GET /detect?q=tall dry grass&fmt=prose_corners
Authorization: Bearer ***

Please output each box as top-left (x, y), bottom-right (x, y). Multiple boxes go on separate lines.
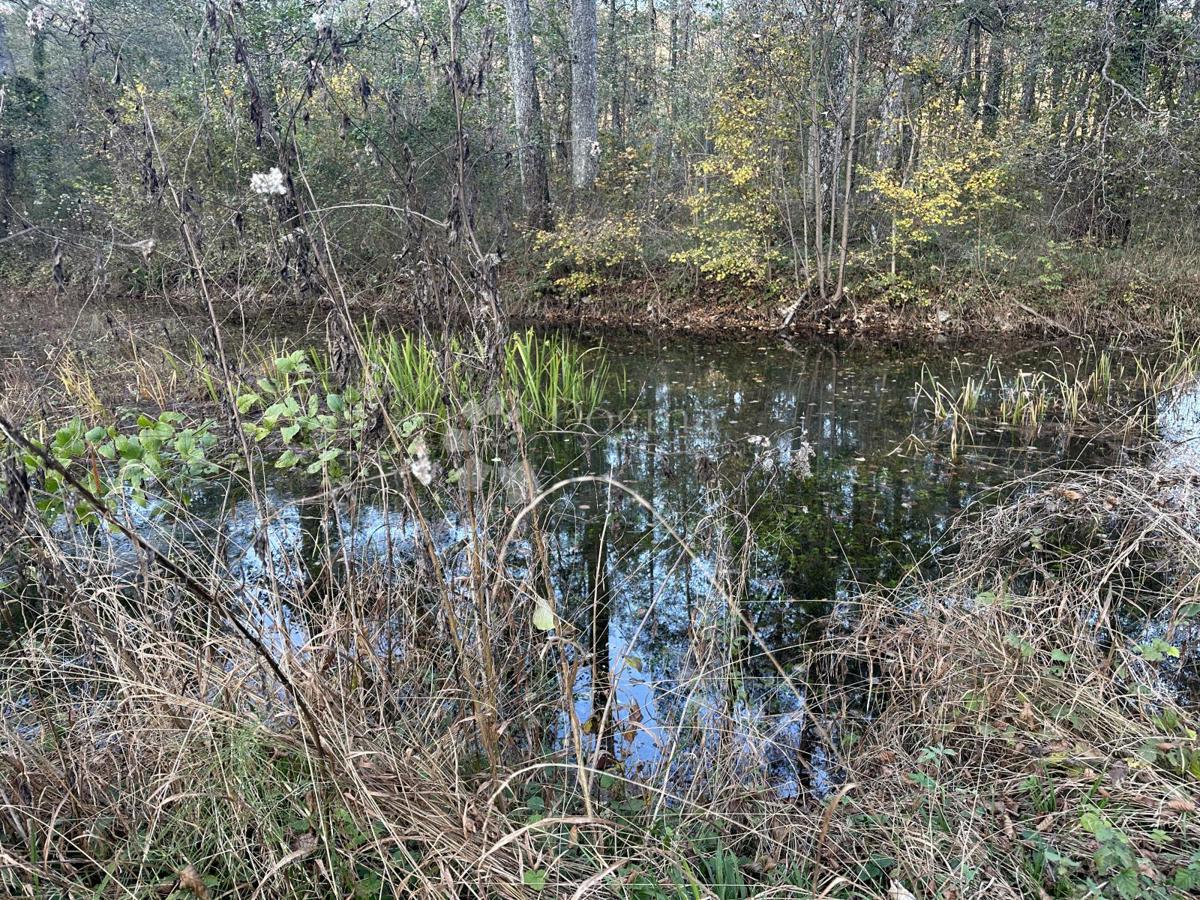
top-left (2, 324), bottom-right (1200, 897)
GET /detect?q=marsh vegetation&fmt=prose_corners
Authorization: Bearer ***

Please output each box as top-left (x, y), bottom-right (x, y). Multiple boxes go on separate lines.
top-left (2, 314), bottom-right (1200, 899)
top-left (2, 1), bottom-right (1200, 898)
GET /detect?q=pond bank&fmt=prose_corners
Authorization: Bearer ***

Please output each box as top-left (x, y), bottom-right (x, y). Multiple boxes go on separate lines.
top-left (5, 260), bottom-right (1200, 367)
top-left (522, 271), bottom-right (1200, 342)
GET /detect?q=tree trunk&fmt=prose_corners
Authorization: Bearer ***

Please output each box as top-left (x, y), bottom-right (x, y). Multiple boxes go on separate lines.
top-left (607, 0), bottom-right (622, 133)
top-left (876, 0), bottom-right (916, 173)
top-left (835, 0), bottom-right (863, 301)
top-left (1049, 63), bottom-right (1065, 139)
top-left (808, 38), bottom-right (827, 300)
top-left (0, 20), bottom-right (13, 78)
top-left (1020, 20), bottom-right (1042, 123)
top-left (503, 0), bottom-right (552, 227)
top-left (965, 18), bottom-right (982, 121)
top-left (982, 26), bottom-right (1005, 136)
top-left (0, 20), bottom-right (16, 238)
top-left (570, 0), bottom-right (600, 190)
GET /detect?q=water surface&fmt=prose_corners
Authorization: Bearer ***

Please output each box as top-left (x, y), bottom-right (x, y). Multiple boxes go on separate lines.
top-left (193, 336), bottom-right (1140, 793)
top-left (9, 334), bottom-right (1171, 794)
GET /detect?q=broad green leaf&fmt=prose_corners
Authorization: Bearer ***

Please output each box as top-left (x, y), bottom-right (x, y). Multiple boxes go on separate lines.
top-left (275, 450), bottom-right (300, 469)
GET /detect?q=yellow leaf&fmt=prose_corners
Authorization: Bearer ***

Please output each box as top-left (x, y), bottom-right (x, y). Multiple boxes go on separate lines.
top-left (532, 594), bottom-right (555, 631)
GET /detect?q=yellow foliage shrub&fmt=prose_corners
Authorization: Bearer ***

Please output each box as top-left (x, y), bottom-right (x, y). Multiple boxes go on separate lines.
top-left (534, 146), bottom-right (650, 296)
top-left (671, 77), bottom-right (783, 285)
top-left (864, 136), bottom-right (1014, 269)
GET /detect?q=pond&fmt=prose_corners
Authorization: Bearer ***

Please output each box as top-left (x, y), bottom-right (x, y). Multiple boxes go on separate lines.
top-left (11, 332), bottom-right (1188, 795)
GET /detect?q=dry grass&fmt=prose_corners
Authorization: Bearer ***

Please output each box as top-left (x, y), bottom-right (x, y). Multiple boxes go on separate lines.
top-left (806, 466), bottom-right (1200, 898)
top-left (2, 329), bottom-right (1200, 898)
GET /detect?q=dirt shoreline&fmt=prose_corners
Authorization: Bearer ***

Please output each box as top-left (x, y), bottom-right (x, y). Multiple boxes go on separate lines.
top-left (3, 273), bottom-right (1197, 364)
top-left (517, 274), bottom-right (1200, 343)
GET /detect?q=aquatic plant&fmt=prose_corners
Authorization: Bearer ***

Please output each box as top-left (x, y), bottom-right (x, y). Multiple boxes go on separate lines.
top-left (912, 338), bottom-right (1200, 459)
top-left (19, 326), bottom-right (619, 504)
top-left (0, 410), bottom-right (220, 520)
top-left (503, 328), bottom-right (612, 425)
top-left (361, 325), bottom-right (446, 416)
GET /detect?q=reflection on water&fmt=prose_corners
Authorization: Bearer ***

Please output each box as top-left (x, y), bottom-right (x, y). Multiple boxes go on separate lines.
top-left (195, 339), bottom-right (1138, 791)
top-left (533, 339), bottom-right (1119, 794)
top-left (1158, 376), bottom-right (1200, 470)
top-left (18, 336), bottom-right (1195, 793)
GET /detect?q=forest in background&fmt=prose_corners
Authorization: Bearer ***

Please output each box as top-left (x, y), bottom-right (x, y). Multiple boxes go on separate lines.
top-left (0, 0), bottom-right (1198, 329)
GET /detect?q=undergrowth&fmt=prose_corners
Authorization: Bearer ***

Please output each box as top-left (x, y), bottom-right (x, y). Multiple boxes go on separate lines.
top-left (0, 326), bottom-right (1198, 898)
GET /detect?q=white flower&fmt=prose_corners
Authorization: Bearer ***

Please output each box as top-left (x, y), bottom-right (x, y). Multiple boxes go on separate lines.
top-left (249, 167), bottom-right (287, 196)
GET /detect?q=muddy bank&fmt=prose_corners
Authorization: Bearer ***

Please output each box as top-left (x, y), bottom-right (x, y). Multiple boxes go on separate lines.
top-left (3, 266), bottom-right (1198, 378)
top-left (518, 271), bottom-right (1200, 342)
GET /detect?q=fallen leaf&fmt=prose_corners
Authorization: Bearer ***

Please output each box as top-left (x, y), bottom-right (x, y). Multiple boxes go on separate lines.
top-left (623, 699), bottom-right (642, 744)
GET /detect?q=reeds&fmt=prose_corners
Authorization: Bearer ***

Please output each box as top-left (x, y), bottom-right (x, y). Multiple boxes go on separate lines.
top-left (230, 325), bottom-right (615, 426)
top-left (912, 338), bottom-right (1200, 460)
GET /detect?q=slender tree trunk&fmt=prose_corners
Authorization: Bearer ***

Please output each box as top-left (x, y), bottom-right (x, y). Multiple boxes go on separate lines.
top-left (966, 18), bottom-right (982, 121)
top-left (1020, 28), bottom-right (1041, 122)
top-left (643, 0), bottom-right (657, 110)
top-left (570, 0), bottom-right (600, 190)
top-left (607, 0), bottom-right (622, 133)
top-left (877, 0), bottom-right (916, 172)
top-left (808, 40), bottom-right (827, 300)
top-left (0, 20), bottom-right (16, 238)
top-left (982, 25), bottom-right (1005, 136)
top-left (503, 0), bottom-right (552, 226)
top-left (835, 0), bottom-right (863, 301)
top-left (0, 20), bottom-right (14, 77)
top-left (1049, 63), bottom-right (1066, 139)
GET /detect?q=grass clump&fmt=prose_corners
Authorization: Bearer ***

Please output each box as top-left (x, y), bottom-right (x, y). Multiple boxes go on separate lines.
top-left (913, 333), bottom-right (1200, 458)
top-left (810, 466), bottom-right (1200, 898)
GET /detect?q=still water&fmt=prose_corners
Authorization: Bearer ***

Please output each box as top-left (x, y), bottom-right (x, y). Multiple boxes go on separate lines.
top-left (174, 337), bottom-right (1160, 791)
top-left (26, 335), bottom-right (1190, 793)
